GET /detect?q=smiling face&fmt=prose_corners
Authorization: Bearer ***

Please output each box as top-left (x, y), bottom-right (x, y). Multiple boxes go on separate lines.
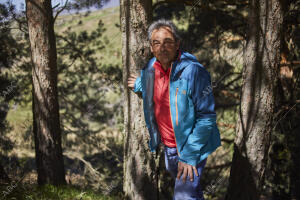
top-left (150, 26), bottom-right (180, 70)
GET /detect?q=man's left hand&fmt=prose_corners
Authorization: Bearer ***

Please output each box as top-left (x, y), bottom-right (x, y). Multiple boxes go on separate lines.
top-left (176, 161), bottom-right (199, 183)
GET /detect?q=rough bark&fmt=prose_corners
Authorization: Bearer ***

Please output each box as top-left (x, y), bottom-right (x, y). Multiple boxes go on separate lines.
top-left (120, 0), bottom-right (164, 199)
top-left (226, 0), bottom-right (283, 199)
top-left (26, 0), bottom-right (66, 185)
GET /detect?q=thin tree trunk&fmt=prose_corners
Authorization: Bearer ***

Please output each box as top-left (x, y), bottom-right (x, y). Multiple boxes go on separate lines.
top-left (226, 0), bottom-right (283, 199)
top-left (26, 0), bottom-right (66, 185)
top-left (120, 0), bottom-right (163, 199)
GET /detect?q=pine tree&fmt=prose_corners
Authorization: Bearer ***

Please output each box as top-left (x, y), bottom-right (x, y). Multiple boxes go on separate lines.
top-left (26, 0), bottom-right (66, 185)
top-left (226, 0), bottom-right (283, 199)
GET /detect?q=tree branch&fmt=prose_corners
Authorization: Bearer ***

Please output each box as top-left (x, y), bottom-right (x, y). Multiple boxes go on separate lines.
top-left (53, 0), bottom-right (69, 23)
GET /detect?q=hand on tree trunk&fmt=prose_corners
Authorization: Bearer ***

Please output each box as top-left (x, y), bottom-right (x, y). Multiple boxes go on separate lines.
top-left (127, 74), bottom-right (138, 90)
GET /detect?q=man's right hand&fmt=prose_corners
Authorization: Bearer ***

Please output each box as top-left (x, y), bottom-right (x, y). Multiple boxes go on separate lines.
top-left (127, 74), bottom-right (138, 90)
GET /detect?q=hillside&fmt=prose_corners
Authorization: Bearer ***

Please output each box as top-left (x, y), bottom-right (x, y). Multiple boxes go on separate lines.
top-left (55, 6), bottom-right (121, 66)
top-left (4, 7), bottom-right (124, 197)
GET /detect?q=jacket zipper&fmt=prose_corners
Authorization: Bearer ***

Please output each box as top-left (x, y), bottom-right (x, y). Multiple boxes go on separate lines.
top-left (168, 62), bottom-right (180, 156)
top-left (175, 87), bottom-right (179, 126)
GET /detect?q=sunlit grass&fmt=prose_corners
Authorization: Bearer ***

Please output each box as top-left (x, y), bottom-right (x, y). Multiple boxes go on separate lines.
top-left (0, 184), bottom-right (122, 200)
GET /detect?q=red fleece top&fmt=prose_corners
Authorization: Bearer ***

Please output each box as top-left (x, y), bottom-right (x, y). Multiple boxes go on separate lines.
top-left (153, 51), bottom-right (181, 148)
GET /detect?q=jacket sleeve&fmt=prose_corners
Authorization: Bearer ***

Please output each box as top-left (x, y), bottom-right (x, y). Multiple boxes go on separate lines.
top-left (178, 65), bottom-right (217, 167)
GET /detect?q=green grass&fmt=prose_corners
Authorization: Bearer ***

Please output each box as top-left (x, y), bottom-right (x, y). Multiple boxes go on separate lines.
top-left (6, 102), bottom-right (32, 126)
top-left (0, 184), bottom-right (122, 200)
top-left (6, 5), bottom-right (122, 148)
top-left (55, 6), bottom-right (121, 67)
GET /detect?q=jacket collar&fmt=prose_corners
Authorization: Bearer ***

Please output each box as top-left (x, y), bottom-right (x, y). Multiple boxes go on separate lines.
top-left (153, 50), bottom-right (181, 76)
top-left (146, 51), bottom-right (199, 76)
top-left (170, 51), bottom-right (199, 80)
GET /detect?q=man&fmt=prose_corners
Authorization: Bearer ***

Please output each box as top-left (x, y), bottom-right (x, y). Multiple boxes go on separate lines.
top-left (127, 19), bottom-right (221, 200)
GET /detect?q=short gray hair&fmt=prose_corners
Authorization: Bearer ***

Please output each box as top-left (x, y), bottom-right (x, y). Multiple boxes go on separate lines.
top-left (147, 19), bottom-right (181, 43)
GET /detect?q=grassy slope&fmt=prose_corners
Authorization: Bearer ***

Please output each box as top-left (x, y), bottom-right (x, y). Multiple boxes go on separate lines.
top-left (56, 6), bottom-right (121, 66)
top-left (6, 6), bottom-right (121, 156)
top-left (3, 7), bottom-right (122, 199)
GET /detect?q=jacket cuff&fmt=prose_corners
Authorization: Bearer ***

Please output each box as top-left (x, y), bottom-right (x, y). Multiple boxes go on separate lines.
top-left (133, 76), bottom-right (142, 93)
top-left (178, 156), bottom-right (198, 167)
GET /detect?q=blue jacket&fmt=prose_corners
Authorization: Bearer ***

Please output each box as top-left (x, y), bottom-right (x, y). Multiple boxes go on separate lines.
top-left (133, 51), bottom-right (221, 167)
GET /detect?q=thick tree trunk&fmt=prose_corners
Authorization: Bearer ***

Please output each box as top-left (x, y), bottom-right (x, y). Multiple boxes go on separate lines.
top-left (120, 0), bottom-right (164, 199)
top-left (26, 0), bottom-right (66, 185)
top-left (226, 0), bottom-right (283, 199)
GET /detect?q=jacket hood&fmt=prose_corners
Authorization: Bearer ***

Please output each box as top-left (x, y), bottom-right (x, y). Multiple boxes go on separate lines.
top-left (171, 51), bottom-right (201, 80)
top-left (174, 51), bottom-right (199, 70)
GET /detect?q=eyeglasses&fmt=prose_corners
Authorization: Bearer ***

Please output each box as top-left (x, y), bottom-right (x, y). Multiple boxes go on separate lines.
top-left (151, 40), bottom-right (176, 48)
